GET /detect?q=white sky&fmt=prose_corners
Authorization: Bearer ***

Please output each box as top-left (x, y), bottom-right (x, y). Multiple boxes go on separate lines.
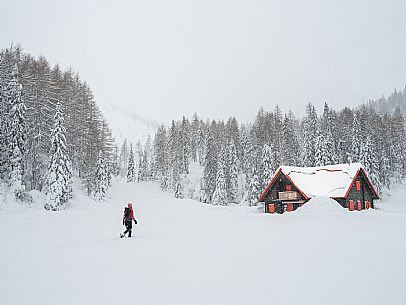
top-left (1, 0), bottom-right (406, 123)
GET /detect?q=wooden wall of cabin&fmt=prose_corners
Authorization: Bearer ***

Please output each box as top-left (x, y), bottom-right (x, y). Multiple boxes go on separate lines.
top-left (345, 171), bottom-right (376, 209)
top-left (261, 172), bottom-right (307, 203)
top-left (333, 198), bottom-right (346, 208)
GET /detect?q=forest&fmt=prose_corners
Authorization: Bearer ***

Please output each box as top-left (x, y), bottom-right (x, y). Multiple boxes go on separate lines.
top-left (145, 95), bottom-right (406, 206)
top-left (0, 45), bottom-right (116, 210)
top-left (1, 45), bottom-right (406, 209)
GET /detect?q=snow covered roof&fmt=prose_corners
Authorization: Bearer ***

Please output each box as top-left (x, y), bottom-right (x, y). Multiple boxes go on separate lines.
top-left (260, 163), bottom-right (378, 200)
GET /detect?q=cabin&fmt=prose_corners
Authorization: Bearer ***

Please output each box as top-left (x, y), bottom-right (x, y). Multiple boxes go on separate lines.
top-left (258, 163), bottom-right (379, 214)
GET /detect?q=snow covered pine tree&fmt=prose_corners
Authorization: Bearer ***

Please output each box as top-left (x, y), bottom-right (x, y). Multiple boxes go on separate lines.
top-left (7, 63), bottom-right (27, 200)
top-left (45, 102), bottom-right (73, 210)
top-left (127, 145), bottom-right (136, 182)
top-left (94, 151), bottom-right (109, 201)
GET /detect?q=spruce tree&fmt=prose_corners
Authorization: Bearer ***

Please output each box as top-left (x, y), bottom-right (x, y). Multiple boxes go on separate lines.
top-left (190, 113), bottom-right (200, 163)
top-left (247, 167), bottom-right (261, 206)
top-left (168, 120), bottom-right (180, 190)
top-left (212, 148), bottom-right (227, 205)
top-left (261, 143), bottom-right (275, 188)
top-left (350, 112), bottom-right (362, 163)
top-left (0, 48), bottom-right (14, 178)
top-left (202, 124), bottom-right (217, 203)
top-left (180, 116), bottom-right (191, 174)
top-left (301, 103), bottom-right (318, 167)
top-left (319, 103), bottom-right (338, 165)
top-left (389, 109), bottom-right (405, 182)
top-left (127, 145), bottom-right (136, 182)
top-left (227, 140), bottom-right (239, 203)
top-left (45, 103), bottom-right (73, 210)
top-left (94, 151), bottom-right (108, 201)
top-left (8, 63), bottom-right (27, 198)
top-left (314, 127), bottom-right (330, 167)
top-left (360, 135), bottom-right (381, 195)
top-left (196, 120), bottom-right (206, 165)
top-left (282, 112), bottom-right (299, 166)
top-left (119, 139), bottom-right (129, 177)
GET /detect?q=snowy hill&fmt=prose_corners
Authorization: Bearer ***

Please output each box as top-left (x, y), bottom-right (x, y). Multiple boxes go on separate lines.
top-left (1, 179), bottom-right (406, 305)
top-left (99, 103), bottom-right (159, 146)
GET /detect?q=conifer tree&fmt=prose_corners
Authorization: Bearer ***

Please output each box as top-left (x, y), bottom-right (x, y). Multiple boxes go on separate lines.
top-left (227, 140), bottom-right (239, 203)
top-left (0, 48), bottom-right (15, 178)
top-left (336, 107), bottom-right (354, 163)
top-left (247, 167), bottom-right (261, 206)
top-left (127, 145), bottom-right (136, 182)
top-left (94, 151), bottom-right (109, 201)
top-left (282, 112), bottom-right (299, 166)
top-left (45, 103), bottom-right (73, 210)
top-left (196, 120), bottom-right (206, 165)
top-left (261, 144), bottom-right (275, 188)
top-left (314, 127), bottom-right (330, 167)
top-left (180, 116), bottom-right (191, 174)
top-left (190, 113), bottom-right (200, 163)
top-left (350, 112), bottom-right (362, 163)
top-left (360, 135), bottom-right (381, 195)
top-left (168, 120), bottom-right (180, 190)
top-left (301, 103), bottom-right (318, 167)
top-left (212, 148), bottom-right (227, 205)
top-left (119, 139), bottom-right (129, 177)
top-left (380, 154), bottom-right (391, 189)
top-left (319, 103), bottom-right (338, 165)
top-left (202, 124), bottom-right (218, 203)
top-left (8, 63), bottom-right (27, 198)
top-left (389, 109), bottom-right (405, 182)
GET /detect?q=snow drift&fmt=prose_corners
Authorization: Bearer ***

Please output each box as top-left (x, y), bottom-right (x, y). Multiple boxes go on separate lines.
top-left (294, 196), bottom-right (348, 215)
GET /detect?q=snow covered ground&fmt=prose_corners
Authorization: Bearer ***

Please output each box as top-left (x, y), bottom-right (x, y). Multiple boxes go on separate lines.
top-left (1, 180), bottom-right (406, 305)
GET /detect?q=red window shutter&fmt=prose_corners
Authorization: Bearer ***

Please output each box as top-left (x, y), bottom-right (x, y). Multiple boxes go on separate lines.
top-left (269, 204), bottom-right (275, 213)
top-left (356, 181), bottom-right (361, 191)
top-left (286, 185), bottom-right (292, 191)
top-left (349, 200), bottom-right (354, 211)
top-left (286, 203), bottom-right (293, 212)
top-left (357, 200), bottom-right (362, 211)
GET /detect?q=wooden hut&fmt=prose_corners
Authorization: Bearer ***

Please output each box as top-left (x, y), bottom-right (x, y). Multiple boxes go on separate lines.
top-left (258, 163), bottom-right (379, 214)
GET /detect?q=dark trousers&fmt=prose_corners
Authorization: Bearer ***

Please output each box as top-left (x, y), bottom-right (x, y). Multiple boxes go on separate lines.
top-left (123, 219), bottom-right (133, 237)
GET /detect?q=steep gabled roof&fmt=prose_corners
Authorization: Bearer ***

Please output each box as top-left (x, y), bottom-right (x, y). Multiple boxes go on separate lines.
top-left (258, 163), bottom-right (379, 201)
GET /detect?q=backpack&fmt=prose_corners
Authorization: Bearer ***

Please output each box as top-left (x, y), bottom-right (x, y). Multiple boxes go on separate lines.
top-left (124, 207), bottom-right (131, 219)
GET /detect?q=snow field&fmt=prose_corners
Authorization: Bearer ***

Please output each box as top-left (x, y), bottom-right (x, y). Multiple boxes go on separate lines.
top-left (1, 181), bottom-right (405, 305)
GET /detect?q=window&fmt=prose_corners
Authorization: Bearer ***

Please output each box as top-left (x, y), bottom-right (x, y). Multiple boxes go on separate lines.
top-left (356, 181), bottom-right (361, 191)
top-left (357, 200), bottom-right (362, 211)
top-left (365, 201), bottom-right (370, 209)
top-left (349, 200), bottom-right (354, 211)
top-left (286, 184), bottom-right (292, 191)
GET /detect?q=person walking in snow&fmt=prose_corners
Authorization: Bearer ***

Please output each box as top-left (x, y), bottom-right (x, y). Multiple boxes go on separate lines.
top-left (120, 202), bottom-right (137, 238)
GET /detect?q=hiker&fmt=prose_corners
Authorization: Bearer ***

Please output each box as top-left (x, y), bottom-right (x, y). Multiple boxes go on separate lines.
top-left (120, 202), bottom-right (137, 238)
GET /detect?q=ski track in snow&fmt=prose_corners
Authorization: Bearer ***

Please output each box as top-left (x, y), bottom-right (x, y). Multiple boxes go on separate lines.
top-left (1, 181), bottom-right (406, 305)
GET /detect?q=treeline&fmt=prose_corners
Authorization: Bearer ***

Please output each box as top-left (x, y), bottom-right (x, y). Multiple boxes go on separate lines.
top-left (141, 91), bottom-right (406, 206)
top-left (0, 45), bottom-right (116, 209)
